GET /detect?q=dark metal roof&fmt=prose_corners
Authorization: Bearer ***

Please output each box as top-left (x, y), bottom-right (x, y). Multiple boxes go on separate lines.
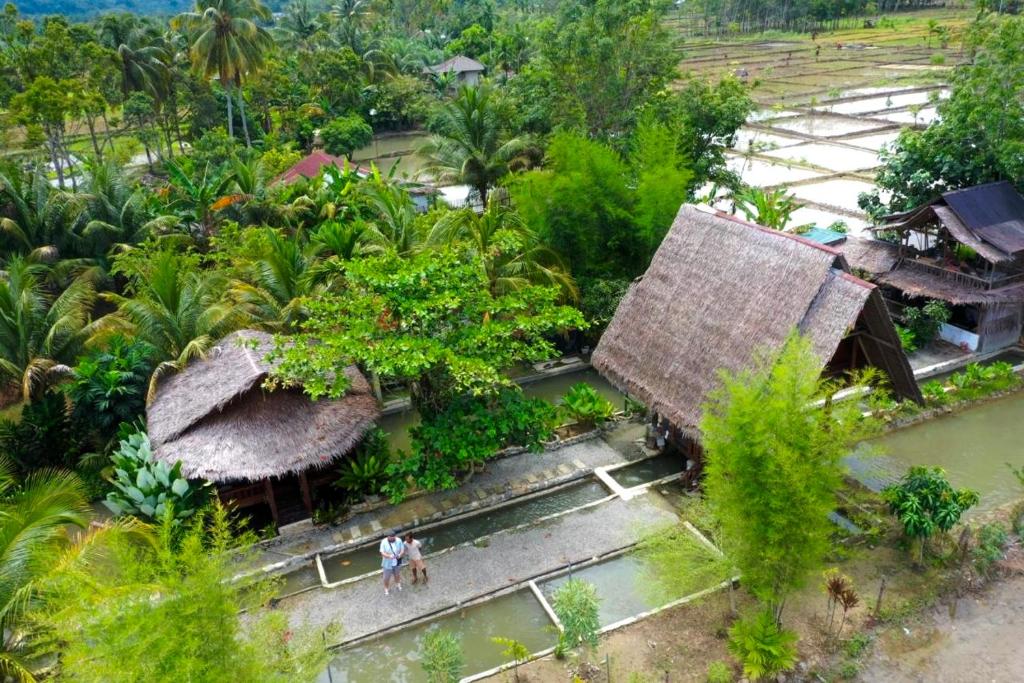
top-left (942, 181), bottom-right (1024, 255)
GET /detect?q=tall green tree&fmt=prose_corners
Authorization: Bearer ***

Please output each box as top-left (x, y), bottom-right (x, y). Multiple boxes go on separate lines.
top-left (0, 259), bottom-right (96, 401)
top-left (271, 249), bottom-right (585, 418)
top-left (418, 84), bottom-right (534, 206)
top-left (174, 0), bottom-right (274, 146)
top-left (700, 333), bottom-right (863, 625)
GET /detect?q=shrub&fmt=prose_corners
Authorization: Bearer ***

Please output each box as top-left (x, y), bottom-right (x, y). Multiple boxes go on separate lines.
top-left (103, 427), bottom-right (209, 523)
top-left (334, 428), bottom-right (390, 496)
top-left (901, 300), bottom-right (950, 348)
top-left (0, 391), bottom-right (85, 474)
top-left (949, 361), bottom-right (1020, 399)
top-left (883, 466), bottom-right (978, 562)
top-left (552, 578), bottom-right (601, 656)
top-left (65, 336), bottom-right (153, 445)
top-left (421, 629), bottom-right (463, 683)
top-left (491, 636), bottom-right (531, 681)
top-left (973, 522), bottom-right (1008, 575)
top-left (383, 389), bottom-right (556, 502)
top-left (706, 659), bottom-right (733, 683)
top-left (920, 379), bottom-right (950, 406)
top-left (727, 611), bottom-right (798, 681)
top-left (320, 115), bottom-right (373, 160)
top-left (894, 324), bottom-right (916, 352)
top-left (559, 383), bottom-right (615, 430)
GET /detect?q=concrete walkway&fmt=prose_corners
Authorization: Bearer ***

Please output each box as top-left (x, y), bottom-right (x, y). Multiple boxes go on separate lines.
top-left (250, 435), bottom-right (634, 570)
top-left (277, 492), bottom-right (677, 641)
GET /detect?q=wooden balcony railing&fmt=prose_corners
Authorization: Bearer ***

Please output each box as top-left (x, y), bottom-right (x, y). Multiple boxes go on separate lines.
top-left (899, 258), bottom-right (1024, 291)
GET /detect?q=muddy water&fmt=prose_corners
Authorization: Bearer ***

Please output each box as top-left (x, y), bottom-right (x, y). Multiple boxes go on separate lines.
top-left (318, 589), bottom-right (553, 682)
top-left (763, 142), bottom-right (880, 172)
top-left (853, 391), bottom-right (1024, 515)
top-left (320, 480), bottom-right (612, 584)
top-left (767, 115), bottom-right (886, 137)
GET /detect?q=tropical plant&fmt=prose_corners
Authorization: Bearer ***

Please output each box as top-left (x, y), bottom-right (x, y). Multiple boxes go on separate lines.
top-left (701, 333), bottom-right (864, 624)
top-left (894, 324), bottom-right (916, 353)
top-left (0, 392), bottom-right (84, 474)
top-left (418, 84), bottom-right (535, 205)
top-left (558, 383), bottom-right (614, 430)
top-left (727, 610), bottom-right (798, 681)
top-left (0, 258), bottom-right (97, 400)
top-left (920, 379), bottom-right (949, 406)
top-left (99, 250), bottom-right (249, 399)
top-left (333, 428), bottom-right (390, 496)
top-left (103, 428), bottom-right (208, 523)
top-left (948, 361), bottom-right (1020, 399)
top-left (0, 162), bottom-right (87, 261)
top-left (425, 201), bottom-right (577, 301)
top-left (972, 522), bottom-right (1008, 576)
top-left (0, 455), bottom-right (141, 683)
top-left (174, 0), bottom-right (274, 146)
top-left (706, 660), bottom-right (733, 683)
top-left (491, 637), bottom-right (531, 682)
top-left (822, 569), bottom-right (859, 641)
top-left (882, 466), bottom-right (979, 562)
top-left (901, 300), bottom-right (950, 348)
top-left (65, 336), bottom-right (154, 443)
top-left (320, 114), bottom-right (373, 160)
top-left (227, 229), bottom-right (321, 331)
top-left (44, 504), bottom-right (333, 681)
top-left (421, 629), bottom-right (463, 683)
top-left (732, 186), bottom-right (804, 231)
top-left (162, 160), bottom-right (239, 235)
top-left (551, 578), bottom-right (601, 656)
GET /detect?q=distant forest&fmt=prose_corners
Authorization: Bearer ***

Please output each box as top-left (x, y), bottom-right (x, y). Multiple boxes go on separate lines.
top-left (17, 1), bottom-right (288, 18)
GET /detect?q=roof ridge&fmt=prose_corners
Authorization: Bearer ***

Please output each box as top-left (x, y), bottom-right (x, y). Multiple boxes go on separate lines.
top-left (691, 204), bottom-right (843, 257)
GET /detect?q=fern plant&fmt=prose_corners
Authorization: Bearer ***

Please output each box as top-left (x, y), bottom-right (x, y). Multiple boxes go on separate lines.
top-left (727, 611), bottom-right (798, 681)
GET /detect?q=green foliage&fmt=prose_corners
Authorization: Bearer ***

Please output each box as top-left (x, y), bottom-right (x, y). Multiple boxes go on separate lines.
top-left (732, 187), bottom-right (804, 231)
top-left (0, 392), bottom-right (84, 474)
top-left (948, 361), bottom-right (1020, 399)
top-left (894, 324), bottom-right (916, 353)
top-left (44, 504), bottom-right (333, 682)
top-left (702, 333), bottom-right (864, 622)
top-left (65, 336), bottom-right (153, 444)
top-left (726, 611), bottom-right (798, 682)
top-left (421, 629), bottom-right (463, 683)
top-left (491, 636), bottom-right (531, 680)
top-left (901, 300), bottom-right (950, 348)
top-left (863, 16), bottom-right (1024, 215)
top-left (972, 522), bottom-right (1008, 575)
top-left (920, 380), bottom-right (950, 406)
top-left (577, 277), bottom-right (631, 333)
top-left (706, 659), bottom-right (734, 683)
top-left (844, 632), bottom-right (872, 659)
top-left (552, 578), bottom-right (601, 655)
top-left (883, 466), bottom-right (979, 561)
top-left (103, 428), bottom-right (208, 524)
top-left (558, 383), bottom-right (615, 430)
top-left (334, 428), bottom-right (391, 496)
top-left (385, 389), bottom-right (556, 502)
top-left (320, 115), bottom-right (373, 160)
top-left (271, 249), bottom-right (585, 417)
top-left (636, 513), bottom-right (734, 603)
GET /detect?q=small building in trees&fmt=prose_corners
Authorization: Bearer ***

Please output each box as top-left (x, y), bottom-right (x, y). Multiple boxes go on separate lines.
top-left (147, 330), bottom-right (380, 529)
top-left (592, 204), bottom-right (921, 467)
top-left (846, 181), bottom-right (1024, 353)
top-left (272, 150), bottom-right (369, 185)
top-left (423, 55), bottom-right (486, 86)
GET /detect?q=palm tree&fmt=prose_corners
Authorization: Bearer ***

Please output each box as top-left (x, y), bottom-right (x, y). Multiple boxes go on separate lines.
top-left (98, 251), bottom-right (250, 399)
top-left (229, 230), bottom-right (321, 331)
top-left (116, 41), bottom-right (172, 100)
top-left (274, 0), bottom-right (323, 51)
top-left (359, 177), bottom-right (423, 256)
top-left (0, 456), bottom-right (147, 682)
top-left (732, 186), bottom-right (805, 231)
top-left (0, 163), bottom-right (85, 262)
top-left (418, 85), bottom-right (535, 206)
top-left (426, 200), bottom-right (578, 301)
top-left (162, 160), bottom-right (239, 236)
top-left (174, 0), bottom-right (273, 146)
top-left (329, 0), bottom-right (376, 53)
top-left (0, 258), bottom-right (97, 401)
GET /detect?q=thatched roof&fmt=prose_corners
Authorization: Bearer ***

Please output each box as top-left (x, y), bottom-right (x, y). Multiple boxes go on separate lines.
top-left (592, 205), bottom-right (919, 435)
top-left (424, 55), bottom-right (485, 75)
top-left (877, 181), bottom-right (1024, 263)
top-left (877, 268), bottom-right (1024, 305)
top-left (147, 331), bottom-right (380, 482)
top-left (839, 236), bottom-right (900, 275)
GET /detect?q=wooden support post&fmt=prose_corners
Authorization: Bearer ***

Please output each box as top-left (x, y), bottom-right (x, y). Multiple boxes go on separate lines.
top-left (298, 471), bottom-right (314, 519)
top-left (264, 478), bottom-right (279, 528)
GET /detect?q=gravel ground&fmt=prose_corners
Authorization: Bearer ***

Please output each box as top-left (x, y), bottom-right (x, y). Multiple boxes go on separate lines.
top-left (255, 437), bottom-right (631, 561)
top-left (276, 492), bottom-right (676, 641)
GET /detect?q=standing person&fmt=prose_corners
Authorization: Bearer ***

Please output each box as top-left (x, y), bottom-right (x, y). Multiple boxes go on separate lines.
top-left (379, 530), bottom-right (405, 595)
top-left (404, 532), bottom-right (428, 584)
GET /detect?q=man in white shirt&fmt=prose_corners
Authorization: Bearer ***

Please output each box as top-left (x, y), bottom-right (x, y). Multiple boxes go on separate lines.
top-left (379, 531), bottom-right (405, 596)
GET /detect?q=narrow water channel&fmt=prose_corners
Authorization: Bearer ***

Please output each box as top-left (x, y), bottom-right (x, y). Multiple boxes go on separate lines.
top-left (849, 390), bottom-right (1024, 515)
top-left (609, 452), bottom-right (684, 488)
top-left (317, 590), bottom-right (553, 683)
top-left (320, 480), bottom-right (612, 584)
top-left (540, 553), bottom-right (669, 627)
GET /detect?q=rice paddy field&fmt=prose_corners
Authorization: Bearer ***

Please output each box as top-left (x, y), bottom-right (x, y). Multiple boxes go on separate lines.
top-left (673, 8), bottom-right (972, 234)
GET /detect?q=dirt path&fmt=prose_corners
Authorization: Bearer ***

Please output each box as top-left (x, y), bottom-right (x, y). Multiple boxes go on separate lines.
top-left (858, 575), bottom-right (1024, 682)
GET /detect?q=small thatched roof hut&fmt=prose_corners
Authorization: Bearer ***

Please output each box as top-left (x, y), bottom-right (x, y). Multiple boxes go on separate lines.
top-left (148, 330), bottom-right (380, 526)
top-left (593, 205), bottom-right (921, 440)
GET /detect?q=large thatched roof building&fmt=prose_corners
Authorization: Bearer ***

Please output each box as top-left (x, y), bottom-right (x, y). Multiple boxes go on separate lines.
top-left (148, 330), bottom-right (380, 527)
top-left (593, 204), bottom-right (921, 443)
top-left (849, 182), bottom-right (1024, 352)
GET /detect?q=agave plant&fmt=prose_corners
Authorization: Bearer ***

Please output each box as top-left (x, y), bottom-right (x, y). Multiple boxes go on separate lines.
top-left (558, 383), bottom-right (615, 430)
top-left (103, 428), bottom-right (208, 523)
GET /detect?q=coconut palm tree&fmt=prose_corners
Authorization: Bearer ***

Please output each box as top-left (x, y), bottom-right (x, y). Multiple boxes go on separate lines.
top-left (116, 40), bottom-right (171, 100)
top-left (162, 160), bottom-right (239, 236)
top-left (174, 0), bottom-right (273, 146)
top-left (274, 0), bottom-right (324, 51)
top-left (0, 456), bottom-right (147, 683)
top-left (229, 230), bottom-right (321, 331)
top-left (417, 84), bottom-right (536, 206)
top-left (0, 258), bottom-right (97, 401)
top-left (0, 163), bottom-right (86, 263)
top-left (98, 251), bottom-right (250, 399)
top-left (359, 178), bottom-right (423, 256)
top-left (426, 200), bottom-right (578, 301)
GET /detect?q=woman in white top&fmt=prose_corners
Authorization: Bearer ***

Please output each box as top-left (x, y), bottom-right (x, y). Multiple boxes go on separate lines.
top-left (403, 532), bottom-right (427, 584)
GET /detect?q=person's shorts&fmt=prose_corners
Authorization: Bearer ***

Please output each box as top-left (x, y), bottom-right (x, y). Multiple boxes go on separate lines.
top-left (410, 558), bottom-right (426, 570)
top-left (382, 565), bottom-right (401, 580)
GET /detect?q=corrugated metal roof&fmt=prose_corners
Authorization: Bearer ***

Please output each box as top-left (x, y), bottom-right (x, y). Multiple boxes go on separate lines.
top-left (942, 181), bottom-right (1024, 255)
